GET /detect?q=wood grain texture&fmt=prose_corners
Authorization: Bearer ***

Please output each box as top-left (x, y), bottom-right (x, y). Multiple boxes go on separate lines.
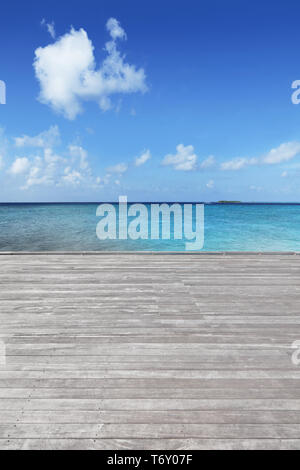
top-left (0, 252), bottom-right (299, 450)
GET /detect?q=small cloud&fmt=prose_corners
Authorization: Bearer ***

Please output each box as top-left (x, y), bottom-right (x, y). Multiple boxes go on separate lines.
top-left (8, 157), bottom-right (30, 175)
top-left (14, 125), bottom-right (60, 148)
top-left (206, 179), bottom-right (214, 188)
top-left (41, 18), bottom-right (56, 39)
top-left (115, 99), bottom-right (122, 114)
top-left (200, 155), bottom-right (215, 169)
top-left (106, 17), bottom-right (127, 40)
top-left (162, 144), bottom-right (197, 171)
top-left (135, 149), bottom-right (151, 167)
top-left (68, 145), bottom-right (89, 170)
top-left (99, 96), bottom-right (112, 112)
top-left (281, 171), bottom-right (288, 177)
top-left (263, 142), bottom-right (300, 164)
top-left (221, 157), bottom-right (257, 171)
top-left (106, 163), bottom-right (128, 174)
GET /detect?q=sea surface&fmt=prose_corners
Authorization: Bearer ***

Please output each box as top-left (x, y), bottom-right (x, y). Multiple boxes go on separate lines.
top-left (0, 203), bottom-right (300, 251)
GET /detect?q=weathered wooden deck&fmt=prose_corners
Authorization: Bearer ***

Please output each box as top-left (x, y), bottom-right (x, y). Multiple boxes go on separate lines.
top-left (0, 252), bottom-right (300, 450)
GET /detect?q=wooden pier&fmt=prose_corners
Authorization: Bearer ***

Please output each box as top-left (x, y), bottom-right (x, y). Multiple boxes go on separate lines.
top-left (0, 252), bottom-right (300, 450)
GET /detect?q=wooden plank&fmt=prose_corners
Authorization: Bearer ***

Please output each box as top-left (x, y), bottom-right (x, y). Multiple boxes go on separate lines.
top-left (1, 438), bottom-right (300, 450)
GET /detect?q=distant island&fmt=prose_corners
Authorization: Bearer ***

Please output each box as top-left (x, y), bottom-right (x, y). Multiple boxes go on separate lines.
top-left (217, 200), bottom-right (241, 204)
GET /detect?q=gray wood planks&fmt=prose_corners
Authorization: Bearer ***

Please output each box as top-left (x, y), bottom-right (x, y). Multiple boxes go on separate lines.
top-left (0, 252), bottom-right (299, 450)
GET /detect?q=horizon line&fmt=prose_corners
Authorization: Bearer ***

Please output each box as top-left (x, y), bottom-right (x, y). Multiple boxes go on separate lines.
top-left (1, 201), bottom-right (300, 205)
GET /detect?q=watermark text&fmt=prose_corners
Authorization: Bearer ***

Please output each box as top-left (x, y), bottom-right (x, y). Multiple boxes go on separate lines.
top-left (96, 197), bottom-right (204, 250)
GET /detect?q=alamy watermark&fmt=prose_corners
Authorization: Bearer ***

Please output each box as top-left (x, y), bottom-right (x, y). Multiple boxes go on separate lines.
top-left (0, 80), bottom-right (6, 104)
top-left (96, 196), bottom-right (204, 250)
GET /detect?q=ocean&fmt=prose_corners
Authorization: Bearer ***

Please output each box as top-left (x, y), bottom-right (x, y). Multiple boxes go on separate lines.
top-left (0, 202), bottom-right (300, 251)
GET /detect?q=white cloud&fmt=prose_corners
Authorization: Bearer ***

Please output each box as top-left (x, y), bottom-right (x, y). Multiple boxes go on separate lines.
top-left (221, 157), bottom-right (257, 171)
top-left (8, 157), bottom-right (30, 175)
top-left (135, 149), bottom-right (151, 166)
top-left (106, 17), bottom-right (127, 40)
top-left (200, 155), bottom-right (215, 169)
top-left (10, 129), bottom-right (93, 190)
top-left (281, 171), bottom-right (288, 177)
top-left (34, 18), bottom-right (147, 119)
top-left (41, 19), bottom-right (56, 39)
top-left (68, 145), bottom-right (89, 170)
top-left (96, 174), bottom-right (111, 186)
top-left (20, 151), bottom-right (62, 189)
top-left (14, 125), bottom-right (60, 148)
top-left (23, 173), bottom-right (52, 189)
top-left (206, 179), bottom-right (214, 188)
top-left (44, 147), bottom-right (64, 164)
top-left (62, 168), bottom-right (83, 186)
top-left (106, 162), bottom-right (128, 174)
top-left (221, 141), bottom-right (300, 171)
top-left (99, 96), bottom-right (112, 112)
top-left (263, 142), bottom-right (300, 164)
top-left (11, 126), bottom-right (97, 190)
top-left (162, 144), bottom-right (197, 171)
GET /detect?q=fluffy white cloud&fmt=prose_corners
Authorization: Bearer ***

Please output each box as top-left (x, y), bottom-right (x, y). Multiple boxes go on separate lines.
top-left (162, 144), bottom-right (197, 171)
top-left (11, 123), bottom-right (98, 189)
top-left (106, 162), bottom-right (128, 174)
top-left (263, 142), bottom-right (300, 164)
top-left (34, 18), bottom-right (147, 119)
top-left (8, 128), bottom-right (94, 190)
top-left (20, 150), bottom-right (64, 189)
top-left (8, 157), bottom-right (30, 175)
top-left (14, 125), bottom-right (60, 148)
top-left (135, 149), bottom-right (151, 166)
top-left (206, 179), bottom-right (214, 188)
top-left (21, 148), bottom-right (89, 190)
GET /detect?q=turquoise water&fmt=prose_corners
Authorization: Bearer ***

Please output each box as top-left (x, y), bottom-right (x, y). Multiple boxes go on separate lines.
top-left (0, 203), bottom-right (300, 251)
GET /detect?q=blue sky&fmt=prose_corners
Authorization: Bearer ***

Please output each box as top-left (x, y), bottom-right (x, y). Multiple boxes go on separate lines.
top-left (1, 0), bottom-right (300, 202)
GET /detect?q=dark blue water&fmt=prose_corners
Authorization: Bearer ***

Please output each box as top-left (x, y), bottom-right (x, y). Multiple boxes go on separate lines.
top-left (0, 203), bottom-right (300, 251)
